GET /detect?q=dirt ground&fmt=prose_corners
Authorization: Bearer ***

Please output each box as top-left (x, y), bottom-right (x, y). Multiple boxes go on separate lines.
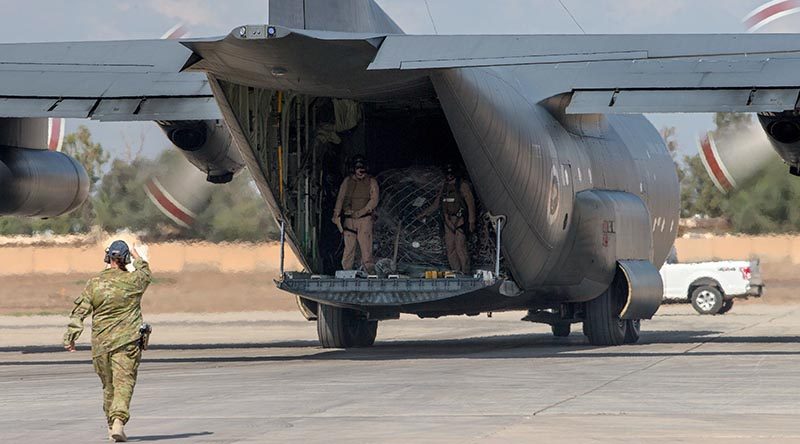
top-left (0, 261), bottom-right (796, 315)
top-left (0, 271), bottom-right (298, 315)
top-left (753, 261), bottom-right (800, 304)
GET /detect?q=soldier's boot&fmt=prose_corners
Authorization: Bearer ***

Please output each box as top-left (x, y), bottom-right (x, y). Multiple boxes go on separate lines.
top-left (110, 418), bottom-right (127, 442)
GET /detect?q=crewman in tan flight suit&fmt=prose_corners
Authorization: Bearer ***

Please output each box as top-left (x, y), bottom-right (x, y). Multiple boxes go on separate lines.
top-left (418, 163), bottom-right (476, 274)
top-left (333, 155), bottom-right (380, 272)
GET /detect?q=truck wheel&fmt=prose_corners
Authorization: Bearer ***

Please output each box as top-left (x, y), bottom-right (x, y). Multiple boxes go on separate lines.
top-left (718, 299), bottom-right (735, 315)
top-left (691, 286), bottom-right (724, 315)
top-left (624, 319), bottom-right (641, 344)
top-left (551, 322), bottom-right (571, 337)
top-left (584, 284), bottom-right (628, 346)
top-left (317, 304), bottom-right (378, 348)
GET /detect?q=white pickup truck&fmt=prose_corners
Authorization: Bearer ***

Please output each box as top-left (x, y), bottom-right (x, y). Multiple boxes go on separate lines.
top-left (660, 255), bottom-right (764, 315)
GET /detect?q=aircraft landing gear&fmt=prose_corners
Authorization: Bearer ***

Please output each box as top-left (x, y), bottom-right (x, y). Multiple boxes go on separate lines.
top-left (584, 278), bottom-right (640, 346)
top-left (551, 322), bottom-right (571, 337)
top-left (624, 319), bottom-right (641, 344)
top-left (316, 304), bottom-right (378, 348)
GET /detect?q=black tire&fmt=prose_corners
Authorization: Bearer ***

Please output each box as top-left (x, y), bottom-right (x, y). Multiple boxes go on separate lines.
top-left (624, 319), bottom-right (641, 344)
top-left (316, 304), bottom-right (378, 348)
top-left (584, 281), bottom-right (628, 346)
top-left (352, 319), bottom-right (379, 347)
top-left (691, 286), bottom-right (724, 315)
top-left (718, 299), bottom-right (735, 315)
top-left (551, 322), bottom-right (571, 337)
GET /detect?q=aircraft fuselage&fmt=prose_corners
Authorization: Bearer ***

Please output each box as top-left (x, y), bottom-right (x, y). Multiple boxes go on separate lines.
top-left (432, 67), bottom-right (679, 305)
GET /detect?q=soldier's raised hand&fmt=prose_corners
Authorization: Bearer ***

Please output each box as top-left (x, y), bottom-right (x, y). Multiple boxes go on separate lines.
top-left (132, 243), bottom-right (149, 262)
top-left (64, 341), bottom-right (76, 352)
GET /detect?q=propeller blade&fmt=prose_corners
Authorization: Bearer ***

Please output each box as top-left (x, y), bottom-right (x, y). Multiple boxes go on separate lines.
top-left (145, 152), bottom-right (215, 229)
top-left (698, 123), bottom-right (778, 193)
top-left (47, 118), bottom-right (65, 152)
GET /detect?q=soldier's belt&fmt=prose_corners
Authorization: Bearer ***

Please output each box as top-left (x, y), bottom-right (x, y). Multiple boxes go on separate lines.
top-left (344, 212), bottom-right (373, 220)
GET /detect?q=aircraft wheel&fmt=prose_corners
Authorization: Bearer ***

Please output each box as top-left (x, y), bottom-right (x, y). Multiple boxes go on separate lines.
top-left (691, 286), bottom-right (724, 315)
top-left (624, 319), bottom-right (641, 344)
top-left (718, 299), bottom-right (735, 315)
top-left (584, 282), bottom-right (628, 346)
top-left (551, 322), bottom-right (571, 337)
top-left (316, 304), bottom-right (378, 349)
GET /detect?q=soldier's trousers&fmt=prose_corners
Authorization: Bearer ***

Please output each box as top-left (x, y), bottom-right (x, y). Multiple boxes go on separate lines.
top-left (92, 342), bottom-right (142, 425)
top-left (445, 215), bottom-right (470, 273)
top-left (342, 216), bottom-right (374, 271)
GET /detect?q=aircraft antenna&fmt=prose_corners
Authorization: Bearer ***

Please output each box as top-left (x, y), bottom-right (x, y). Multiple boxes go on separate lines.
top-left (424, 0), bottom-right (439, 35)
top-left (557, 0), bottom-right (586, 34)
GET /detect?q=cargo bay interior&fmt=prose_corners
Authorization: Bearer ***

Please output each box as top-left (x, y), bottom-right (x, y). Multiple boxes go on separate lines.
top-left (217, 81), bottom-right (499, 277)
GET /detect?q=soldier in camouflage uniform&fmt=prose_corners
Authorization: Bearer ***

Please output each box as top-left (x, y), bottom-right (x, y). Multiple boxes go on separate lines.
top-left (64, 240), bottom-right (152, 443)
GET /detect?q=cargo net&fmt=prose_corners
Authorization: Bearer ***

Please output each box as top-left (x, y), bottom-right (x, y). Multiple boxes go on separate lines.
top-left (373, 166), bottom-right (498, 276)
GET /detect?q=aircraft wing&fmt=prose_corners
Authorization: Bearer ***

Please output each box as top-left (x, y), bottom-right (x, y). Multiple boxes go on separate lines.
top-left (183, 27), bottom-right (800, 114)
top-left (368, 33), bottom-right (800, 114)
top-left (8, 28), bottom-right (800, 118)
top-left (0, 39), bottom-right (219, 121)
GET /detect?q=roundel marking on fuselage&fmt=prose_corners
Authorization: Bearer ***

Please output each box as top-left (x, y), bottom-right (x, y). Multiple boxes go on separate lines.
top-left (548, 164), bottom-right (560, 223)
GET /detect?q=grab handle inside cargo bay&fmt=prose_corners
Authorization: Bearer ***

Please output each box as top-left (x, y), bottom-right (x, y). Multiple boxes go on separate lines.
top-left (488, 214), bottom-right (507, 278)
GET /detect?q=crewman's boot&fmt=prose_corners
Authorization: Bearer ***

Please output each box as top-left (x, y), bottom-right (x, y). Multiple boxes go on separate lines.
top-left (110, 418), bottom-right (127, 442)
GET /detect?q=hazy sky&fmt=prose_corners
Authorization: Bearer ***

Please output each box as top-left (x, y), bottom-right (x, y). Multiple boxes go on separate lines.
top-left (0, 0), bottom-right (792, 159)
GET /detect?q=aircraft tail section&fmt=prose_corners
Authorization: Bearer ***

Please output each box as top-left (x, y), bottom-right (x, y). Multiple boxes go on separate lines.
top-left (269, 0), bottom-right (403, 34)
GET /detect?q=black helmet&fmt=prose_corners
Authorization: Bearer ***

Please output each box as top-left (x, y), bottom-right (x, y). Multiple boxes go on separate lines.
top-left (104, 240), bottom-right (131, 264)
top-left (351, 155), bottom-right (368, 172)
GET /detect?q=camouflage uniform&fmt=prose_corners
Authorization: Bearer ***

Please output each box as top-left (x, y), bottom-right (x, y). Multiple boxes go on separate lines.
top-left (64, 258), bottom-right (152, 426)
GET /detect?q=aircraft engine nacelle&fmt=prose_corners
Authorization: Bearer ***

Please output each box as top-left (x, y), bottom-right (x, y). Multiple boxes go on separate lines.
top-left (157, 120), bottom-right (244, 184)
top-left (757, 112), bottom-right (800, 175)
top-left (0, 147), bottom-right (89, 217)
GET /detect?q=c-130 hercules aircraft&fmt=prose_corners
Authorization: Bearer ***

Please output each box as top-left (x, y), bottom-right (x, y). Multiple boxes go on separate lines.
top-left (2, 0), bottom-right (799, 348)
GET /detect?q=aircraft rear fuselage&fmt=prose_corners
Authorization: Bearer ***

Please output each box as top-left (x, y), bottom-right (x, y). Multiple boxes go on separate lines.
top-left (208, 0), bottom-right (680, 320)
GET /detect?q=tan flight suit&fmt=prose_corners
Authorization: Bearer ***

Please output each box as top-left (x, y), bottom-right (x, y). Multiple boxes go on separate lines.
top-left (423, 179), bottom-right (476, 273)
top-left (334, 174), bottom-right (380, 271)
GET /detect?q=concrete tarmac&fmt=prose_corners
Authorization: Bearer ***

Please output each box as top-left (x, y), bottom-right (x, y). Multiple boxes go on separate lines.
top-left (1, 304), bottom-right (800, 443)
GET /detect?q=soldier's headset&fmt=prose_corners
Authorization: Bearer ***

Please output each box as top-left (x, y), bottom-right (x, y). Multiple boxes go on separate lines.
top-left (104, 241), bottom-right (132, 265)
top-left (351, 156), bottom-right (368, 173)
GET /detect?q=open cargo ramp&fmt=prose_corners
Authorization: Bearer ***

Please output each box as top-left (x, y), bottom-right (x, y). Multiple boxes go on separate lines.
top-left (278, 274), bottom-right (497, 308)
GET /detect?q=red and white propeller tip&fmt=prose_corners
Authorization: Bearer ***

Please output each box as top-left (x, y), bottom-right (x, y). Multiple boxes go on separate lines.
top-left (144, 177), bottom-right (197, 229)
top-left (47, 118), bottom-right (65, 152)
top-left (744, 0), bottom-right (800, 32)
